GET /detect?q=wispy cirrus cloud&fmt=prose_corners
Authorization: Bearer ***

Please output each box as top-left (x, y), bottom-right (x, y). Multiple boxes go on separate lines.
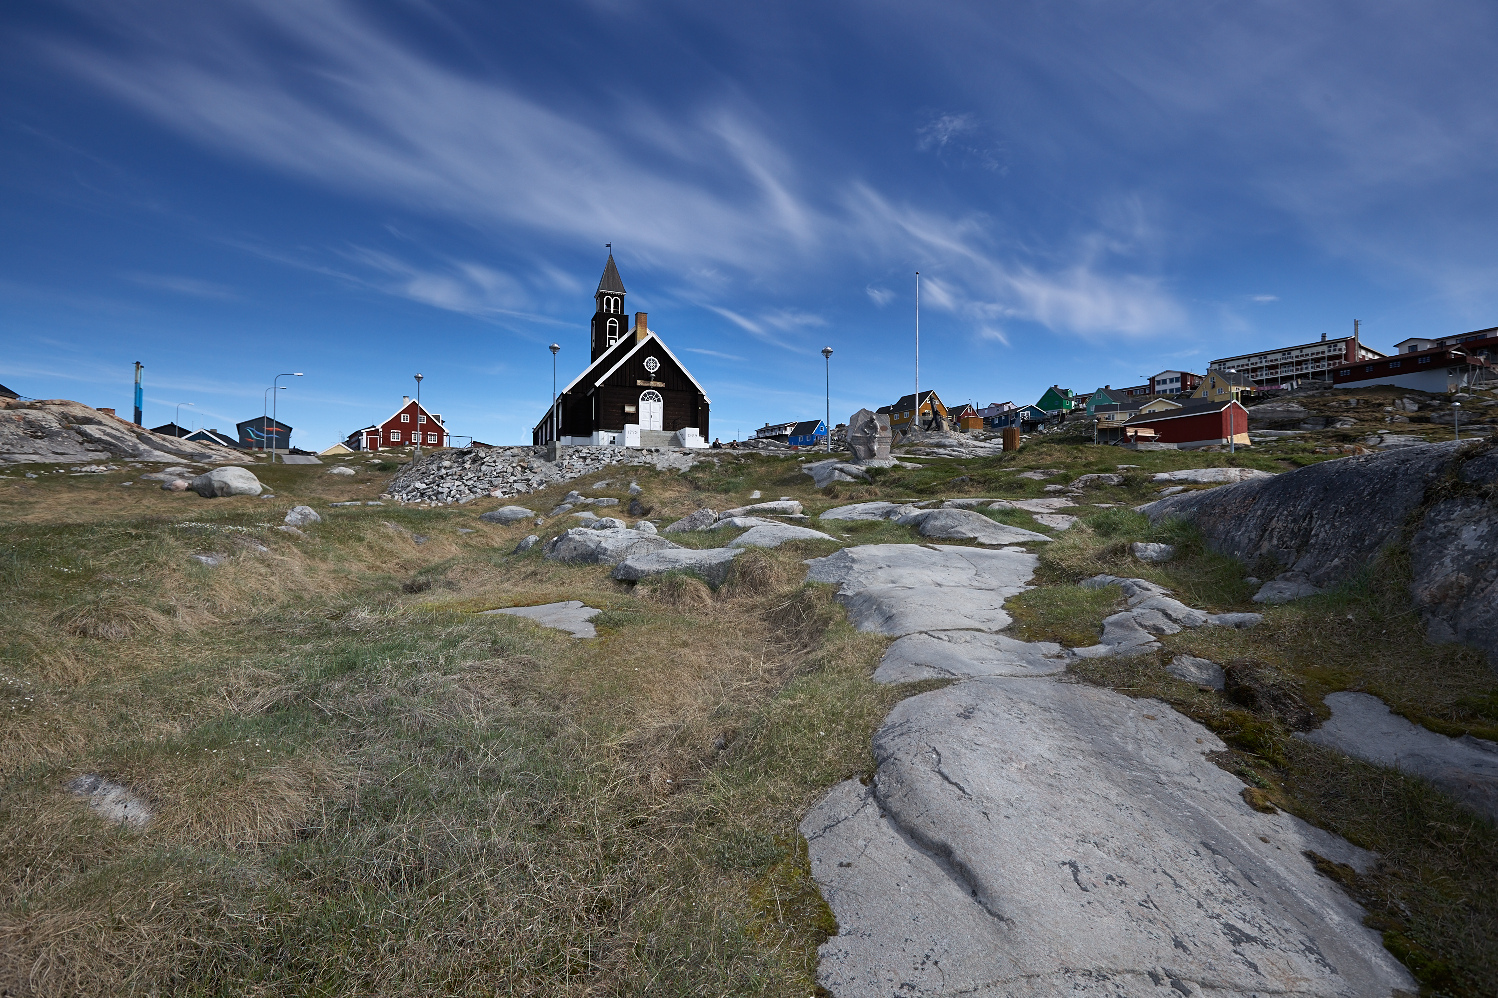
top-left (40, 0), bottom-right (1189, 344)
top-left (121, 271), bottom-right (238, 300)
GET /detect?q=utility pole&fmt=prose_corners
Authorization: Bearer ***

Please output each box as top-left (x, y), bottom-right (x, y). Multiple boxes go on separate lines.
top-left (914, 272), bottom-right (920, 433)
top-left (549, 344), bottom-right (560, 447)
top-left (272, 373), bottom-right (302, 462)
top-left (133, 362), bottom-right (144, 426)
top-left (821, 346), bottom-right (834, 452)
top-left (413, 373), bottom-right (424, 457)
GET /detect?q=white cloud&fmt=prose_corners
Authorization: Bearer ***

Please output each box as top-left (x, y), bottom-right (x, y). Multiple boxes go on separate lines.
top-left (866, 285), bottom-right (895, 307)
top-left (683, 347), bottom-right (745, 361)
top-left (1250, 294), bottom-right (1279, 303)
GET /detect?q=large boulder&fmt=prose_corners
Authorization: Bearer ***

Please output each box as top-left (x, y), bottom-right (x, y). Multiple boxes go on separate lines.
top-left (662, 508), bottom-right (719, 533)
top-left (1142, 440), bottom-right (1498, 665)
top-left (542, 526), bottom-right (678, 565)
top-left (727, 523), bottom-right (839, 548)
top-left (189, 466), bottom-right (263, 497)
top-left (284, 505), bottom-right (321, 527)
top-left (480, 505), bottom-right (535, 525)
top-left (612, 547), bottom-right (743, 588)
top-left (846, 408), bottom-right (891, 462)
top-left (894, 507), bottom-right (1052, 546)
top-left (802, 460), bottom-right (870, 488)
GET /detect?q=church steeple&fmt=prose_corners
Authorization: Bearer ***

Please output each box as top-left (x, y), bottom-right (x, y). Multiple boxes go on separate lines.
top-left (591, 249), bottom-right (628, 361)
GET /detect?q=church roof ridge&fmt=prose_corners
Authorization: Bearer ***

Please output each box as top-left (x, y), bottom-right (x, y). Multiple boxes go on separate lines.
top-left (597, 253), bottom-right (626, 294)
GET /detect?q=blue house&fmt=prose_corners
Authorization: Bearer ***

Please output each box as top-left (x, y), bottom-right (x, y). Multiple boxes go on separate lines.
top-left (990, 405), bottom-right (1050, 431)
top-left (786, 419), bottom-right (827, 447)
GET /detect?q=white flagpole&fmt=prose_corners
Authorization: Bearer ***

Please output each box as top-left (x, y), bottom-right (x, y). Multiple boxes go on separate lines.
top-left (915, 271), bottom-right (920, 432)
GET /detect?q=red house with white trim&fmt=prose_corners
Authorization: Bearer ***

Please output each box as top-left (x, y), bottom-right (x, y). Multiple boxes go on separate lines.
top-left (1126, 399), bottom-right (1249, 449)
top-left (357, 398), bottom-right (449, 451)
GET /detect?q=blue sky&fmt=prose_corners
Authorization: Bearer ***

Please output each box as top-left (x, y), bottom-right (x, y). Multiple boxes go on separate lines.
top-left (3, 1), bottom-right (1497, 447)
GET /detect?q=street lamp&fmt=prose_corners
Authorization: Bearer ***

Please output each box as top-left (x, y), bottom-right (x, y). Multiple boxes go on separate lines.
top-left (821, 346), bottom-right (833, 452)
top-left (263, 386), bottom-right (284, 455)
top-left (1453, 401), bottom-right (1461, 440)
top-left (549, 344), bottom-right (560, 446)
top-left (414, 373), bottom-right (424, 457)
top-left (272, 373), bottom-right (303, 463)
top-left (175, 402), bottom-right (193, 437)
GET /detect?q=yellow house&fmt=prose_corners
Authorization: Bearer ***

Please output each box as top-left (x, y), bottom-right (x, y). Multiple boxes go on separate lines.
top-left (1193, 369), bottom-right (1255, 404)
top-left (878, 390), bottom-right (948, 431)
top-left (1137, 397), bottom-right (1183, 415)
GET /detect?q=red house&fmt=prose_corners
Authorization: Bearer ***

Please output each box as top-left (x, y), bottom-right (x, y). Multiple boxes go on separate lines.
top-left (357, 398), bottom-right (448, 451)
top-left (1126, 399), bottom-right (1249, 449)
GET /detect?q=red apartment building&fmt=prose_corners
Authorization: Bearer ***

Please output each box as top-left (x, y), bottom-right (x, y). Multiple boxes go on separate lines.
top-left (354, 398), bottom-right (448, 451)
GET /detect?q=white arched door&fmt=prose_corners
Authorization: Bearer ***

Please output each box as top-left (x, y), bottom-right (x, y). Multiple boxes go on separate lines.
top-left (639, 390), bottom-right (663, 430)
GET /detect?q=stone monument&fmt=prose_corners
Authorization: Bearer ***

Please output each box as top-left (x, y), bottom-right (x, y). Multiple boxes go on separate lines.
top-left (846, 408), bottom-right (891, 463)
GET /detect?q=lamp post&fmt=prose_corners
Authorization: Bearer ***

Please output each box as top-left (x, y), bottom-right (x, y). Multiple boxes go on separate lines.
top-left (263, 386), bottom-right (283, 455)
top-left (272, 373), bottom-right (303, 463)
top-left (175, 402), bottom-right (193, 437)
top-left (1453, 401), bottom-right (1461, 440)
top-left (549, 344), bottom-right (560, 445)
top-left (821, 346), bottom-right (833, 452)
top-left (413, 373), bottom-right (424, 457)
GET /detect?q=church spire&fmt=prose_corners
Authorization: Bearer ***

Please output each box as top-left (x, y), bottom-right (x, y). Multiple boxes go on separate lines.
top-left (591, 248), bottom-right (628, 361)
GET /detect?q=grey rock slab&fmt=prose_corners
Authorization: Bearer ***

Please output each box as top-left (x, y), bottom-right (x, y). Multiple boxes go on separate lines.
top-left (612, 547), bottom-right (743, 588)
top-left (513, 534), bottom-right (539, 553)
top-left (327, 466), bottom-right (356, 475)
top-left (1408, 452), bottom-right (1498, 661)
top-left (721, 499), bottom-right (803, 517)
top-left (68, 774), bottom-right (153, 829)
top-left (805, 543), bottom-right (1039, 636)
top-left (819, 501), bottom-right (904, 521)
top-left (802, 678), bottom-right (1413, 998)
top-left (715, 515), bottom-right (781, 529)
top-left (727, 523), bottom-right (839, 548)
top-left (1255, 574), bottom-right (1325, 604)
top-left (479, 505), bottom-right (537, 525)
top-left (662, 507), bottom-right (718, 533)
top-left (875, 630), bottom-right (1068, 682)
top-left (989, 497), bottom-right (1075, 513)
top-left (189, 466), bottom-right (263, 497)
top-left (1130, 541), bottom-right (1175, 562)
top-left (1069, 472), bottom-right (1124, 487)
top-left (190, 554), bottom-right (223, 567)
top-left (803, 459), bottom-right (871, 488)
top-left (1151, 468), bottom-right (1275, 484)
top-left (1210, 612), bottom-right (1264, 628)
top-left (940, 498), bottom-right (998, 508)
top-left (1157, 485), bottom-right (1189, 496)
top-left (586, 516), bottom-right (628, 530)
top-left (1015, 469), bottom-right (1061, 480)
top-left (284, 505), bottom-right (321, 527)
top-left (896, 508), bottom-right (1052, 545)
top-left (481, 601), bottom-right (601, 638)
top-left (1031, 513), bottom-right (1076, 530)
top-left (1168, 654), bottom-right (1226, 690)
top-left (1299, 692), bottom-right (1498, 822)
top-left (543, 526), bottom-right (679, 565)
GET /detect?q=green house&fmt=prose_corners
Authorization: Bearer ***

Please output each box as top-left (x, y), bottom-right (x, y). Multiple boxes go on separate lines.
top-left (1084, 386), bottom-right (1127, 415)
top-left (1036, 385), bottom-right (1076, 413)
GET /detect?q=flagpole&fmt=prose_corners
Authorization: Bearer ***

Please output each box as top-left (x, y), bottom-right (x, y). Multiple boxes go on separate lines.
top-left (914, 271), bottom-right (920, 433)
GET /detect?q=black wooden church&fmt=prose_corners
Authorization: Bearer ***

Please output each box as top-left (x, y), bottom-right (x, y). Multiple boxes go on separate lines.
top-left (532, 253), bottom-right (711, 447)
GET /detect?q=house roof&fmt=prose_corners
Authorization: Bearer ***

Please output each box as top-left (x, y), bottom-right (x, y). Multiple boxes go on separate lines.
top-left (597, 254), bottom-right (626, 294)
top-left (589, 329), bottom-right (711, 402)
top-left (184, 428), bottom-right (238, 447)
top-left (882, 389), bottom-right (943, 413)
top-left (1092, 403), bottom-right (1140, 415)
top-left (789, 419), bottom-right (825, 437)
top-left (1209, 370), bottom-right (1254, 387)
top-left (374, 400), bottom-right (444, 430)
top-left (0, 383), bottom-right (18, 400)
top-left (1129, 399), bottom-right (1242, 424)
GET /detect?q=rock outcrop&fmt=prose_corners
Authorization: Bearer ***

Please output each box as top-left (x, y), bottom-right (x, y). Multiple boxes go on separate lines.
top-left (1142, 441), bottom-right (1498, 665)
top-left (1, 399), bottom-right (245, 465)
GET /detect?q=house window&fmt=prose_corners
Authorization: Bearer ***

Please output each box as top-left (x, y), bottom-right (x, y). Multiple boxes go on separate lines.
top-left (1364, 365), bottom-right (1374, 372)
top-left (390, 430), bottom-right (401, 441)
top-left (605, 296), bottom-right (619, 313)
top-left (606, 318), bottom-right (619, 343)
top-left (1337, 369), bottom-right (1351, 377)
top-left (426, 432), bottom-right (437, 443)
top-left (418, 415), bottom-right (426, 424)
top-left (1419, 356), bottom-right (1432, 364)
top-left (401, 414), bottom-right (410, 422)
top-left (1390, 361), bottom-right (1402, 368)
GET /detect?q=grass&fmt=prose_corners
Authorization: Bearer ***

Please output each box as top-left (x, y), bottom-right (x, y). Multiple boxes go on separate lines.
top-left (3, 429), bottom-right (1496, 995)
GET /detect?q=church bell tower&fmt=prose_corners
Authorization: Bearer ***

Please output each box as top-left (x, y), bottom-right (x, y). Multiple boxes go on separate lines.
top-left (591, 249), bottom-right (627, 362)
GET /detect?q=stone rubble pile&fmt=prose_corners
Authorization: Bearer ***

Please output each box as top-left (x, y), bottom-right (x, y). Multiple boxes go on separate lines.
top-left (383, 445), bottom-right (701, 506)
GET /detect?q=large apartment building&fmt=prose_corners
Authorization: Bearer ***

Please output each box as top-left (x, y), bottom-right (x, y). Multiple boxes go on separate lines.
top-left (1208, 333), bottom-right (1384, 388)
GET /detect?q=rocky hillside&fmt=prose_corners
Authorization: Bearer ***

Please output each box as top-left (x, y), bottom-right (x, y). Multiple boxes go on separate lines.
top-left (1143, 439), bottom-right (1498, 665)
top-left (0, 399), bottom-right (246, 465)
top-left (383, 444), bottom-right (702, 505)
